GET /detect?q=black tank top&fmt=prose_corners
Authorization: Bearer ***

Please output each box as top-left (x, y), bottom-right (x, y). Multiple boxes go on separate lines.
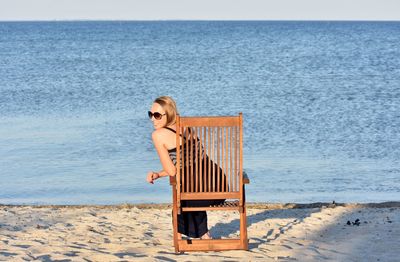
top-left (164, 127), bottom-right (179, 164)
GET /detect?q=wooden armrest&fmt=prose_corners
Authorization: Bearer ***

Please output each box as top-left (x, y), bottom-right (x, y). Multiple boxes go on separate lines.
top-left (243, 171), bottom-right (250, 184)
top-left (169, 176), bottom-right (176, 186)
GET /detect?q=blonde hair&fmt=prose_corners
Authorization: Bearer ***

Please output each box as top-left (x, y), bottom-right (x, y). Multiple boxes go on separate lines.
top-left (154, 96), bottom-right (178, 127)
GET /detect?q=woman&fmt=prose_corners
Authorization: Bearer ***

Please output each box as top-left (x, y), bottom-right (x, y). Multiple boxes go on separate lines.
top-left (146, 96), bottom-right (224, 239)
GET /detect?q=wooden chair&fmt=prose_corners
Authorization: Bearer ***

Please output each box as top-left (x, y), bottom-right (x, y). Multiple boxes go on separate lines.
top-left (169, 113), bottom-right (250, 253)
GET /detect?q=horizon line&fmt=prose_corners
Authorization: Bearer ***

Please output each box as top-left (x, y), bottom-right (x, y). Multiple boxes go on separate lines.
top-left (1, 19), bottom-right (400, 22)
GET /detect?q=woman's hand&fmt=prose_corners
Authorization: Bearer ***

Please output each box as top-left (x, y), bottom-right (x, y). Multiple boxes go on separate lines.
top-left (146, 171), bottom-right (160, 184)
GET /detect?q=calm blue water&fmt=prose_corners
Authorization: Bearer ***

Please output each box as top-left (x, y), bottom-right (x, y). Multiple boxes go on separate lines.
top-left (0, 21), bottom-right (399, 204)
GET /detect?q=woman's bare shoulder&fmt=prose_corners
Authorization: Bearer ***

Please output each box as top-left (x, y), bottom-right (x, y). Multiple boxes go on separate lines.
top-left (151, 128), bottom-right (169, 142)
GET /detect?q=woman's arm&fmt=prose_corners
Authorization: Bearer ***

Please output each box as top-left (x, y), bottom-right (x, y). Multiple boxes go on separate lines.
top-left (146, 170), bottom-right (169, 184)
top-left (151, 130), bottom-right (176, 177)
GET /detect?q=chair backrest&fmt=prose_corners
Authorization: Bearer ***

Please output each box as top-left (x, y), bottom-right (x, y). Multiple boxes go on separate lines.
top-left (175, 114), bottom-right (244, 205)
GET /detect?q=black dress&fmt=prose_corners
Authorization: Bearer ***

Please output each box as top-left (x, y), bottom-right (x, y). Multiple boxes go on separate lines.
top-left (165, 127), bottom-right (225, 238)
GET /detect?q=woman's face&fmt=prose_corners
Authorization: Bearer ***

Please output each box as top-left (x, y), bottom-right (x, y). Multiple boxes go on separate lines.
top-left (150, 102), bottom-right (168, 130)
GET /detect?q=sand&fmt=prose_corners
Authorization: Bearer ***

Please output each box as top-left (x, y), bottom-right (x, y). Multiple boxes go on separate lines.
top-left (0, 203), bottom-right (399, 261)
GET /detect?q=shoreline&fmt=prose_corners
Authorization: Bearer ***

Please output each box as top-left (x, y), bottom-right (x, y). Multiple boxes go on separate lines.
top-left (1, 201), bottom-right (400, 209)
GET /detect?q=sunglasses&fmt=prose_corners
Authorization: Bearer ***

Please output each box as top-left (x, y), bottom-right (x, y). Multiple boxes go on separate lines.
top-left (148, 111), bottom-right (166, 120)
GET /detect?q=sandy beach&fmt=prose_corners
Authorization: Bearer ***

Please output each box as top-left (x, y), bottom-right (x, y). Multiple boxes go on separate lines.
top-left (1, 202), bottom-right (399, 261)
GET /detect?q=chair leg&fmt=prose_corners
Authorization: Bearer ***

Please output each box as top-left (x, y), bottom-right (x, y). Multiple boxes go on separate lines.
top-left (240, 186), bottom-right (248, 250)
top-left (240, 205), bottom-right (248, 250)
top-left (172, 208), bottom-right (179, 253)
top-left (172, 187), bottom-right (180, 253)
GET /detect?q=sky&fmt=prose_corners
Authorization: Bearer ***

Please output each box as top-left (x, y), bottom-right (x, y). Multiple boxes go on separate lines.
top-left (0, 0), bottom-right (399, 21)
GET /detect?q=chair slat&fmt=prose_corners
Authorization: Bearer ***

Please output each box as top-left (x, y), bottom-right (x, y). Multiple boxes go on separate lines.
top-left (233, 127), bottom-right (238, 191)
top-left (208, 127), bottom-right (211, 192)
top-left (222, 127), bottom-right (226, 192)
top-left (211, 127), bottom-right (215, 192)
top-left (239, 114), bottom-right (243, 204)
top-left (230, 127), bottom-right (233, 192)
top-left (180, 126), bottom-right (184, 193)
top-left (198, 127), bottom-right (202, 192)
top-left (185, 127), bottom-right (189, 193)
top-left (195, 127), bottom-right (198, 192)
top-left (225, 127), bottom-right (228, 192)
top-left (217, 127), bottom-right (220, 192)
top-left (203, 126), bottom-right (207, 192)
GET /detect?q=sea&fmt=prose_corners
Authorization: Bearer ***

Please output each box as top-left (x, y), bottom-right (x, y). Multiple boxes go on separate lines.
top-left (0, 21), bottom-right (399, 205)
